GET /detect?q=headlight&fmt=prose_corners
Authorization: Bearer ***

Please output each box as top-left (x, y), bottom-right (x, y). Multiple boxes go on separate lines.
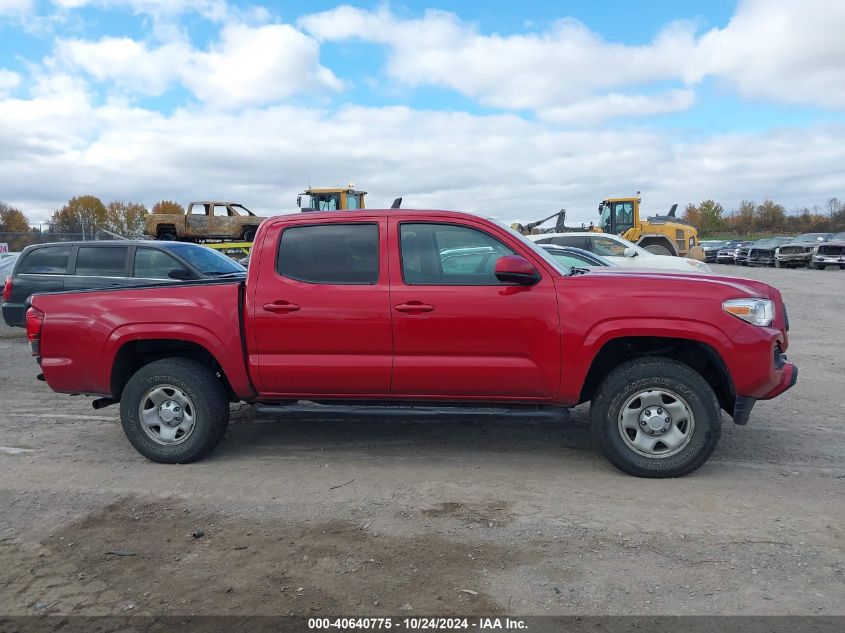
top-left (722, 298), bottom-right (775, 327)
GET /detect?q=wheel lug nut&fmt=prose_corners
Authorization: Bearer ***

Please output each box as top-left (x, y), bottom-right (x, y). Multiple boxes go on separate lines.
top-left (644, 410), bottom-right (651, 416)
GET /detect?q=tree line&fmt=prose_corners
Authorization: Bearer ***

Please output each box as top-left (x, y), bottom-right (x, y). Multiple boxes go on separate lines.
top-left (683, 198), bottom-right (845, 237)
top-left (0, 197), bottom-right (186, 250)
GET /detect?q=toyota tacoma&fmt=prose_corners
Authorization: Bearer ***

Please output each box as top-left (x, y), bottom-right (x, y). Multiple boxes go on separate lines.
top-left (27, 210), bottom-right (798, 477)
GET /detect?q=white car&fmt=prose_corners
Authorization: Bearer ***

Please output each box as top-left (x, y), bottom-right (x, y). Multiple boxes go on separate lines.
top-left (528, 232), bottom-right (713, 273)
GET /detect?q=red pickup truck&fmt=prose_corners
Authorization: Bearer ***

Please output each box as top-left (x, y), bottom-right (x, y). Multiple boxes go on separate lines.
top-left (27, 210), bottom-right (797, 477)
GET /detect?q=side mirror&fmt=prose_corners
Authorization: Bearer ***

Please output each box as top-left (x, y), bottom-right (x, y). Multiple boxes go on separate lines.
top-left (167, 267), bottom-right (196, 280)
top-left (494, 255), bottom-right (541, 286)
top-left (623, 247), bottom-right (638, 257)
top-left (296, 195), bottom-right (302, 207)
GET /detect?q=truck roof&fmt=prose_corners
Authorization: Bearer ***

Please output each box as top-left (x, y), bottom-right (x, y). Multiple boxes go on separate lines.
top-left (275, 208), bottom-right (486, 222)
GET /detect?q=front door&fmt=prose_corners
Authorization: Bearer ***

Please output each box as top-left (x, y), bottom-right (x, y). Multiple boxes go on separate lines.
top-left (249, 218), bottom-right (393, 396)
top-left (388, 219), bottom-right (561, 399)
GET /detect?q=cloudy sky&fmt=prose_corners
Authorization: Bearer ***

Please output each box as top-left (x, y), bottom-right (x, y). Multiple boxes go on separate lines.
top-left (1, 0), bottom-right (844, 225)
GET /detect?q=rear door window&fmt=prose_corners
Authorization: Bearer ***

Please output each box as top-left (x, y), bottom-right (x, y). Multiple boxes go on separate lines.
top-left (277, 223), bottom-right (379, 284)
top-left (18, 245), bottom-right (72, 274)
top-left (541, 235), bottom-right (589, 250)
top-left (74, 246), bottom-right (129, 276)
top-left (134, 248), bottom-right (184, 279)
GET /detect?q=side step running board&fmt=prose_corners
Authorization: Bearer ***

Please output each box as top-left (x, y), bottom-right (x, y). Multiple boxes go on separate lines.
top-left (254, 402), bottom-right (570, 421)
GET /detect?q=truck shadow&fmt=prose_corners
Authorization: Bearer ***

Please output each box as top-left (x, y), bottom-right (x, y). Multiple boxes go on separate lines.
top-left (211, 405), bottom-right (596, 461)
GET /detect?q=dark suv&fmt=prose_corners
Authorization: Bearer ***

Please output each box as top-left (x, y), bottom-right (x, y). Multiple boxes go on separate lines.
top-left (2, 241), bottom-right (245, 327)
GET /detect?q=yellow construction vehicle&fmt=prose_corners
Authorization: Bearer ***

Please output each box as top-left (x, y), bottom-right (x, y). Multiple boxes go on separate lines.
top-left (513, 194), bottom-right (705, 260)
top-left (297, 185), bottom-right (367, 211)
top-left (598, 194), bottom-right (704, 260)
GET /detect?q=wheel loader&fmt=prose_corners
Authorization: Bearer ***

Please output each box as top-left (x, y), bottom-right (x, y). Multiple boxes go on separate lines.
top-left (513, 194), bottom-right (705, 260)
top-left (297, 185), bottom-right (367, 211)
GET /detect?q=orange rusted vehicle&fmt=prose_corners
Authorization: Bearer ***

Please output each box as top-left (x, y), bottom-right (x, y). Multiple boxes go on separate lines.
top-left (146, 201), bottom-right (266, 242)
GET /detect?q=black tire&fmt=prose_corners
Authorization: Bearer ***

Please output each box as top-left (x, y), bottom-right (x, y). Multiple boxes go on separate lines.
top-left (590, 358), bottom-right (721, 478)
top-left (242, 228), bottom-right (257, 242)
top-left (840, 265), bottom-right (845, 270)
top-left (809, 262), bottom-right (820, 270)
top-left (119, 358), bottom-right (229, 463)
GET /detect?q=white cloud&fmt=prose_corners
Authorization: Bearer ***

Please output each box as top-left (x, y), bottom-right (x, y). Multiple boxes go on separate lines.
top-left (299, 6), bottom-right (697, 118)
top-left (1, 76), bottom-right (844, 227)
top-left (300, 2), bottom-right (845, 116)
top-left (0, 0), bottom-right (33, 15)
top-left (693, 0), bottom-right (845, 108)
top-left (539, 90), bottom-right (695, 125)
top-left (51, 0), bottom-right (229, 21)
top-left (55, 23), bottom-right (342, 107)
top-left (0, 69), bottom-right (21, 96)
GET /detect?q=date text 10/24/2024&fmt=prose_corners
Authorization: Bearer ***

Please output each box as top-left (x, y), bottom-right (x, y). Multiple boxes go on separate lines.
top-left (307, 617), bottom-right (528, 630)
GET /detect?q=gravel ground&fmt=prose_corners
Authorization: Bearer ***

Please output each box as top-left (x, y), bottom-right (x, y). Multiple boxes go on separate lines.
top-left (0, 264), bottom-right (843, 616)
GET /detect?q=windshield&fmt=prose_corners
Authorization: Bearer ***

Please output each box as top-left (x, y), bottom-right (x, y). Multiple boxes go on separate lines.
top-left (793, 233), bottom-right (828, 242)
top-left (598, 203), bottom-right (612, 232)
top-left (492, 220), bottom-right (573, 275)
top-left (163, 243), bottom-right (246, 275)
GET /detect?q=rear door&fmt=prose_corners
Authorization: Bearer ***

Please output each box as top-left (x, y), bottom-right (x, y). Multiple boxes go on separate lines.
top-left (388, 218), bottom-right (561, 398)
top-left (64, 245), bottom-right (130, 291)
top-left (248, 216), bottom-right (393, 396)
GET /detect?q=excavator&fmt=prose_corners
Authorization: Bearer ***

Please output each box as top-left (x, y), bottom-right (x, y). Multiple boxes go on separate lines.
top-left (512, 194), bottom-right (705, 260)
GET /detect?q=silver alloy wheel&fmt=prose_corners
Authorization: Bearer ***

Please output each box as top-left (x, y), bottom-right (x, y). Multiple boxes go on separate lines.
top-left (139, 384), bottom-right (196, 446)
top-left (617, 388), bottom-right (695, 458)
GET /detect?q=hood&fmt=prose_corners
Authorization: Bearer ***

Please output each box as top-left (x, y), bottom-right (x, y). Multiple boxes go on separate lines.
top-left (585, 267), bottom-right (774, 299)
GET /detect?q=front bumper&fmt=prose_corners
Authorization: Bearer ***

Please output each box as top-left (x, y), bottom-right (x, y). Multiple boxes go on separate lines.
top-left (812, 255), bottom-right (845, 265)
top-left (733, 363), bottom-right (798, 425)
top-left (776, 253), bottom-right (811, 264)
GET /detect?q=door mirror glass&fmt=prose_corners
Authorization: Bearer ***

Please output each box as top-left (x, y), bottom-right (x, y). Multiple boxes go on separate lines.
top-left (494, 255), bottom-right (541, 286)
top-left (167, 267), bottom-right (195, 280)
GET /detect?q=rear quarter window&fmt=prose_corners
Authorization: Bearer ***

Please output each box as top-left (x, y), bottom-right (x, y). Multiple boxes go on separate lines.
top-left (18, 245), bottom-right (72, 274)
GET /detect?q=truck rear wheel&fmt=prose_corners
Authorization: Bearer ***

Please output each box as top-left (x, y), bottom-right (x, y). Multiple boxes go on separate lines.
top-left (590, 358), bottom-right (721, 478)
top-left (119, 358), bottom-right (229, 463)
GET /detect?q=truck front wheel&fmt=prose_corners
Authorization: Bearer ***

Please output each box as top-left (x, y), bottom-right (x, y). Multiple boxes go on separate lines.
top-left (119, 358), bottom-right (230, 463)
top-left (590, 358), bottom-right (721, 478)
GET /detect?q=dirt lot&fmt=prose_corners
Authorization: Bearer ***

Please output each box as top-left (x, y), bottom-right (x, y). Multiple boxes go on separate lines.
top-left (0, 264), bottom-right (843, 617)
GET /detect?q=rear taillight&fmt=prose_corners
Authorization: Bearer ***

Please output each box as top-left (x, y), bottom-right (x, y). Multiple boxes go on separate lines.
top-left (26, 307), bottom-right (44, 355)
top-left (2, 276), bottom-right (11, 302)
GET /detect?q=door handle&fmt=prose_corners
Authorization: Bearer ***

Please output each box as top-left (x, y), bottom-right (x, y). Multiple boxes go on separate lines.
top-left (263, 301), bottom-right (301, 313)
top-left (394, 301), bottom-right (435, 314)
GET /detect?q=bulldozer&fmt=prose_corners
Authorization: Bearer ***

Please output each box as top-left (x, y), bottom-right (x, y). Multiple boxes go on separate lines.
top-left (513, 194), bottom-right (705, 260)
top-left (297, 185), bottom-right (367, 211)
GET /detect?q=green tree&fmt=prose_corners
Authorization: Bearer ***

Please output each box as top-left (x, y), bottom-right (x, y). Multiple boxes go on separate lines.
top-left (698, 199), bottom-right (725, 234)
top-left (51, 196), bottom-right (108, 236)
top-left (152, 200), bottom-right (185, 215)
top-left (106, 201), bottom-right (148, 237)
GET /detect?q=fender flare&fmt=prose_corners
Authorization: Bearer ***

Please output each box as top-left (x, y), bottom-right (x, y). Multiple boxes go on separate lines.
top-left (100, 322), bottom-right (255, 399)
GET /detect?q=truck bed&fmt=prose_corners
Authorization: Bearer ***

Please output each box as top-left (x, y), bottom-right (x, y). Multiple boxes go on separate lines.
top-left (30, 280), bottom-right (254, 399)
